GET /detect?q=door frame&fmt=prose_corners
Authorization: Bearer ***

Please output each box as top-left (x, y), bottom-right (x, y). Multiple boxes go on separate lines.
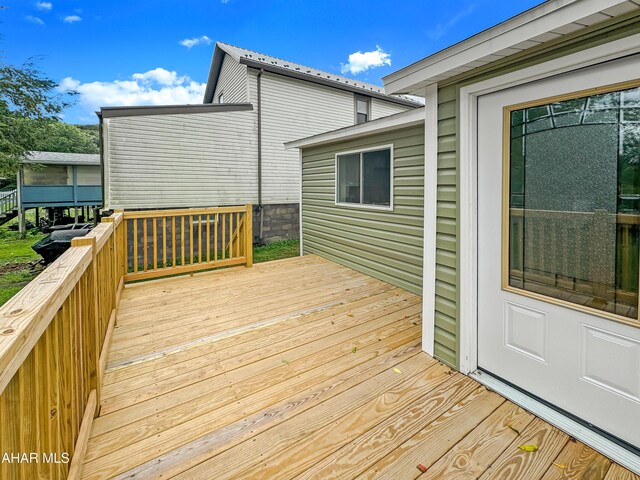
top-left (456, 33), bottom-right (640, 375)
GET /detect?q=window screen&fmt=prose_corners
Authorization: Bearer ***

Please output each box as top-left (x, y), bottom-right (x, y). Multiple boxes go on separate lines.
top-left (337, 148), bottom-right (391, 207)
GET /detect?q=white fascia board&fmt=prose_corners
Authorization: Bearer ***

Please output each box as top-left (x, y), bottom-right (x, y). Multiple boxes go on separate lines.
top-left (384, 0), bottom-right (630, 94)
top-left (285, 108), bottom-right (425, 150)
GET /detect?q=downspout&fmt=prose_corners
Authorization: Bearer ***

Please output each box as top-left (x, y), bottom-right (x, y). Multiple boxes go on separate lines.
top-left (257, 68), bottom-right (264, 241)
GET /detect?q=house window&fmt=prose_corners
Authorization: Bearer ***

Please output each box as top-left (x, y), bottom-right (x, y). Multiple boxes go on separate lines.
top-left (355, 95), bottom-right (370, 124)
top-left (336, 146), bottom-right (392, 209)
top-left (218, 93), bottom-right (224, 103)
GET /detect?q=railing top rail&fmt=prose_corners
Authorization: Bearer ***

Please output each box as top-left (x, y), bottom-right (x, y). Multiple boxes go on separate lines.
top-left (84, 222), bottom-right (114, 253)
top-left (0, 189), bottom-right (16, 199)
top-left (510, 208), bottom-right (640, 224)
top-left (0, 210), bottom-right (122, 395)
top-left (123, 206), bottom-right (248, 219)
top-left (0, 245), bottom-right (93, 395)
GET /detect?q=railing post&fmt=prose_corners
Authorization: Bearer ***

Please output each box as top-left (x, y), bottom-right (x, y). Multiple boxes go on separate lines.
top-left (245, 204), bottom-right (253, 268)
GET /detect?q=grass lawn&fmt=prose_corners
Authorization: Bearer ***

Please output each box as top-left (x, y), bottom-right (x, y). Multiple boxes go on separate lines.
top-left (253, 239), bottom-right (300, 264)
top-left (0, 213), bottom-right (46, 306)
top-left (0, 227), bottom-right (300, 305)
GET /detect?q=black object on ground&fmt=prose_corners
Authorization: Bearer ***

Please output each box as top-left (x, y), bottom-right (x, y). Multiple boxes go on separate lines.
top-left (32, 225), bottom-right (92, 264)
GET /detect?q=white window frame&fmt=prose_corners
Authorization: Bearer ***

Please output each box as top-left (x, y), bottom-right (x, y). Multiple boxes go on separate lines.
top-left (334, 144), bottom-right (394, 211)
top-left (218, 92), bottom-right (224, 103)
top-left (354, 94), bottom-right (371, 124)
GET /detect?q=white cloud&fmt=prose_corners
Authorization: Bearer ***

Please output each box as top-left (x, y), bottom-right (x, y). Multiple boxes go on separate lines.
top-left (426, 4), bottom-right (475, 41)
top-left (26, 15), bottom-right (45, 25)
top-left (132, 68), bottom-right (188, 86)
top-left (340, 46), bottom-right (391, 75)
top-left (59, 68), bottom-right (206, 114)
top-left (36, 2), bottom-right (52, 10)
top-left (64, 15), bottom-right (81, 23)
top-left (179, 35), bottom-right (212, 49)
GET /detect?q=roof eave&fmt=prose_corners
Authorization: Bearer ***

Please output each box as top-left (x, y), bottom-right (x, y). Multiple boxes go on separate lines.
top-left (285, 108), bottom-right (424, 149)
top-left (240, 58), bottom-right (421, 108)
top-left (99, 103), bottom-right (253, 119)
top-left (203, 43), bottom-right (227, 104)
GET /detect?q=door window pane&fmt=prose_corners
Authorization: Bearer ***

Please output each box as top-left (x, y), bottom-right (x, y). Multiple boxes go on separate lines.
top-left (508, 85), bottom-right (640, 320)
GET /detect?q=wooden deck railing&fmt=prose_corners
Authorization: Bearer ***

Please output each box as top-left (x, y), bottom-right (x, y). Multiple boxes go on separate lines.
top-left (0, 211), bottom-right (125, 479)
top-left (123, 205), bottom-right (253, 282)
top-left (0, 205), bottom-right (252, 478)
top-left (0, 189), bottom-right (17, 216)
top-left (509, 208), bottom-right (640, 312)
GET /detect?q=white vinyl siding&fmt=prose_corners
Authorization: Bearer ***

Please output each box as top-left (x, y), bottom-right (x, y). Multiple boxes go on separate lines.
top-left (213, 54), bottom-right (248, 103)
top-left (371, 98), bottom-right (412, 119)
top-left (260, 72), bottom-right (356, 204)
top-left (103, 111), bottom-right (257, 209)
top-left (248, 69), bottom-right (259, 103)
top-left (76, 166), bottom-right (101, 185)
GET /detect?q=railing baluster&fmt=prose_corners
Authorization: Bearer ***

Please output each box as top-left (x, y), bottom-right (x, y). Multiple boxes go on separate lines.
top-left (189, 215), bottom-right (194, 265)
top-left (181, 216), bottom-right (185, 266)
top-left (153, 218), bottom-right (158, 271)
top-left (222, 213), bottom-right (226, 260)
top-left (143, 219), bottom-right (148, 272)
top-left (133, 220), bottom-right (138, 273)
top-left (172, 217), bottom-right (176, 268)
top-left (228, 213), bottom-right (234, 260)
top-left (162, 217), bottom-right (167, 269)
top-left (236, 212), bottom-right (240, 258)
top-left (198, 215), bottom-right (202, 264)
top-left (206, 214), bottom-right (211, 262)
top-left (214, 213), bottom-right (219, 262)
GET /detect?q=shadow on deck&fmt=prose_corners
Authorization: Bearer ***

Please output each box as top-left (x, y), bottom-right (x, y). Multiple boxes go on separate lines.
top-left (80, 255), bottom-right (636, 479)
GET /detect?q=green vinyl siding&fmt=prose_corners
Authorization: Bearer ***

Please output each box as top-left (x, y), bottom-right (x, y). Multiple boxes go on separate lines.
top-left (301, 125), bottom-right (424, 295)
top-left (433, 11), bottom-right (640, 369)
top-left (434, 84), bottom-right (458, 367)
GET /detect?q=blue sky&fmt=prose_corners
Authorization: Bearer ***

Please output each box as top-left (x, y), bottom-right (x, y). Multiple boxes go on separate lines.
top-left (2, 0), bottom-right (542, 124)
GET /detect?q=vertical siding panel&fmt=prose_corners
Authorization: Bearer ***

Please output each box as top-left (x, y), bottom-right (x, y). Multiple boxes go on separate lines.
top-left (434, 84), bottom-right (458, 368)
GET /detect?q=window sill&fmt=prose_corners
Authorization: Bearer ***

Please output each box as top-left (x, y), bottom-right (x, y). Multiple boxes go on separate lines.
top-left (334, 202), bottom-right (394, 212)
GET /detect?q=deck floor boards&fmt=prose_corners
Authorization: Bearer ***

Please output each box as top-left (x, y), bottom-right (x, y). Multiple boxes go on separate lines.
top-left (80, 255), bottom-right (639, 479)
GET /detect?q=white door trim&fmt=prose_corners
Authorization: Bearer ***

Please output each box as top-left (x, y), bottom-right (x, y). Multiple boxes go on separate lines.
top-left (422, 83), bottom-right (438, 356)
top-left (457, 32), bottom-right (640, 375)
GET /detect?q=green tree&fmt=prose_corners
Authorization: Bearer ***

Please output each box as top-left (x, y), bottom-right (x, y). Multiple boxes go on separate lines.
top-left (0, 60), bottom-right (77, 177)
top-left (26, 120), bottom-right (99, 154)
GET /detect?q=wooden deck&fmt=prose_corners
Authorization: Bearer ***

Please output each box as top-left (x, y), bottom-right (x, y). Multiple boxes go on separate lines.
top-left (80, 255), bottom-right (638, 479)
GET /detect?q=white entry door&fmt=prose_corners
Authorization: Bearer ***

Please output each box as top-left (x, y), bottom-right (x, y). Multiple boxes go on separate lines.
top-left (478, 56), bottom-right (640, 448)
